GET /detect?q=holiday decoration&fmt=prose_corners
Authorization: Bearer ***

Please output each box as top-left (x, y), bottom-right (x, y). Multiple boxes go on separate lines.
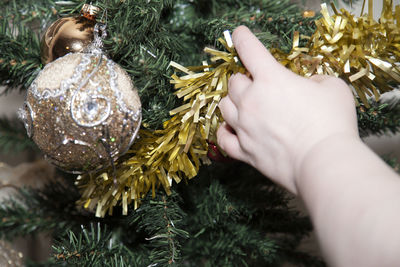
top-left (76, 32), bottom-right (244, 217)
top-left (40, 4), bottom-right (100, 64)
top-left (19, 24), bottom-right (142, 174)
top-left (207, 141), bottom-right (233, 162)
top-left (76, 0), bottom-right (400, 217)
top-left (2, 0), bottom-right (400, 266)
top-left (273, 1), bottom-right (400, 107)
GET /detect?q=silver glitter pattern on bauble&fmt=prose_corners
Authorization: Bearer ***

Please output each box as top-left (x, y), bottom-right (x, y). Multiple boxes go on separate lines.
top-left (18, 22), bottom-right (142, 174)
top-left (106, 59), bottom-right (139, 119)
top-left (71, 55), bottom-right (111, 127)
top-left (30, 53), bottom-right (92, 100)
top-left (18, 101), bottom-right (35, 138)
top-left (20, 52), bottom-right (142, 173)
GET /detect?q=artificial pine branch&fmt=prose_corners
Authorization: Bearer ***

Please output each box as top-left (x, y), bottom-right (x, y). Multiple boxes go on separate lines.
top-left (0, 178), bottom-right (84, 240)
top-left (0, 0), bottom-right (70, 93)
top-left (196, 3), bottom-right (316, 52)
top-left (91, 0), bottom-right (181, 129)
top-left (0, 20), bottom-right (41, 93)
top-left (97, 0), bottom-right (318, 129)
top-left (202, 162), bottom-right (313, 237)
top-left (177, 162), bottom-right (322, 266)
top-left (357, 98), bottom-right (400, 137)
top-left (384, 156), bottom-right (400, 173)
top-left (48, 223), bottom-right (145, 266)
top-left (181, 179), bottom-right (278, 266)
top-left (0, 116), bottom-right (36, 153)
top-left (128, 191), bottom-right (188, 266)
top-left (191, 0), bottom-right (300, 17)
top-left (0, 0), bottom-right (60, 14)
top-left (1, 0), bottom-right (398, 266)
top-left (99, 0), bottom-right (175, 47)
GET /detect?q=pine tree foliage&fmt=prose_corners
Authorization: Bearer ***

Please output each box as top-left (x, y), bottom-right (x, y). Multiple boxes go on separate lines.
top-left (384, 156), bottom-right (400, 173)
top-left (0, 178), bottom-right (82, 240)
top-left (181, 179), bottom-right (279, 266)
top-left (48, 224), bottom-right (146, 266)
top-left (357, 98), bottom-right (400, 137)
top-left (0, 163), bottom-right (321, 266)
top-left (178, 163), bottom-right (323, 266)
top-left (0, 0), bottom-right (399, 266)
top-left (0, 17), bottom-right (41, 93)
top-left (0, 0), bottom-right (317, 128)
top-left (0, 116), bottom-right (36, 153)
top-left (127, 191), bottom-right (189, 266)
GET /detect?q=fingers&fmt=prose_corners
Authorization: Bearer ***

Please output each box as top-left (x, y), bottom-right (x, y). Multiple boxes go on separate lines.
top-left (217, 122), bottom-right (246, 161)
top-left (232, 26), bottom-right (285, 80)
top-left (219, 95), bottom-right (238, 127)
top-left (228, 73), bottom-right (252, 104)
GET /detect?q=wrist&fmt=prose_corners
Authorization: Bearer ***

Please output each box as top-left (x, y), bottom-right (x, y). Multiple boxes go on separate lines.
top-left (292, 132), bottom-right (400, 267)
top-left (293, 132), bottom-right (362, 193)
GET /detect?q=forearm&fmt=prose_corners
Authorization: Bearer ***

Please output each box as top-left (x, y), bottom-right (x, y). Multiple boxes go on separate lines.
top-left (296, 134), bottom-right (400, 267)
top-left (218, 25), bottom-right (400, 265)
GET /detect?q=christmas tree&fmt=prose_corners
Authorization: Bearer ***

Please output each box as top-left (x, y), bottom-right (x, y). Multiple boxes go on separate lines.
top-left (0, 0), bottom-right (399, 266)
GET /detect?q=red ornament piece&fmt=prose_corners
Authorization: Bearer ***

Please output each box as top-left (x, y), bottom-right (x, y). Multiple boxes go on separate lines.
top-left (207, 141), bottom-right (234, 163)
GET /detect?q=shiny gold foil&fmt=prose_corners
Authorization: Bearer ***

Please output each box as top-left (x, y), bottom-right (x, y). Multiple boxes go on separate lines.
top-left (302, 10), bottom-right (316, 18)
top-left (272, 1), bottom-right (400, 107)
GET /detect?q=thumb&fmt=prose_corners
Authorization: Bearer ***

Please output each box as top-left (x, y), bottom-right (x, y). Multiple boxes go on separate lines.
top-left (232, 26), bottom-right (287, 80)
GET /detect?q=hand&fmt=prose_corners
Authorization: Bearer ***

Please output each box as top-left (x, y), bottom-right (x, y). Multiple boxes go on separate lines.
top-left (217, 26), bottom-right (359, 194)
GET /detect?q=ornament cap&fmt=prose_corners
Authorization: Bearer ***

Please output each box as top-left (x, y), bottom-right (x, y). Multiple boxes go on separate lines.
top-left (81, 4), bottom-right (100, 20)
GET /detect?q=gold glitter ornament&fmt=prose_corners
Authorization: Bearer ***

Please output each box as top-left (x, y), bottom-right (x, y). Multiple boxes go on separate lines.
top-left (40, 4), bottom-right (100, 65)
top-left (19, 25), bottom-right (141, 174)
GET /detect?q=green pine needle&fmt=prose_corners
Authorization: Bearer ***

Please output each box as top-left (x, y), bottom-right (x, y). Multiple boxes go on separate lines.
top-left (0, 117), bottom-right (36, 153)
top-left (357, 98), bottom-right (400, 137)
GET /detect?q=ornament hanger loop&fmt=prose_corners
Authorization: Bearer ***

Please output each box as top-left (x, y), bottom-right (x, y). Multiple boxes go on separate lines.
top-left (85, 6), bottom-right (108, 54)
top-left (99, 8), bottom-right (108, 24)
top-left (85, 22), bottom-right (106, 54)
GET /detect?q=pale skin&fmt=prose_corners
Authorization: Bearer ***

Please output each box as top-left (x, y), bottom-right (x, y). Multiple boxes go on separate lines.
top-left (217, 26), bottom-right (400, 267)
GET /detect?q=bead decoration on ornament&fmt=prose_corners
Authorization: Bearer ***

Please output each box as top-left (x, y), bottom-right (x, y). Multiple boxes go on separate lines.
top-left (19, 19), bottom-right (142, 174)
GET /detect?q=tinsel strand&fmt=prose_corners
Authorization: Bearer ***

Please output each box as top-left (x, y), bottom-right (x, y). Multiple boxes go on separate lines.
top-left (76, 33), bottom-right (245, 217)
top-left (272, 0), bottom-right (400, 107)
top-left (76, 1), bottom-right (400, 217)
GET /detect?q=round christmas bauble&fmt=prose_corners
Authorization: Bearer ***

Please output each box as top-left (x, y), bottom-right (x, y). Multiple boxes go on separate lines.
top-left (19, 52), bottom-right (142, 173)
top-left (40, 4), bottom-right (100, 64)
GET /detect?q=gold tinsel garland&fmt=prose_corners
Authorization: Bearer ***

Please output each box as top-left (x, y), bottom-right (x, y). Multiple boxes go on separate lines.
top-left (76, 0), bottom-right (400, 217)
top-left (76, 34), bottom-right (245, 217)
top-left (274, 0), bottom-right (400, 106)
